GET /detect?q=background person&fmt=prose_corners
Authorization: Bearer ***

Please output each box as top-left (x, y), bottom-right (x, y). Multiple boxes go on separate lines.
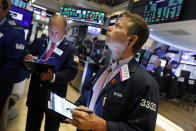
top-left (0, 0), bottom-right (26, 130)
top-left (6, 11), bottom-right (28, 120)
top-left (151, 59), bottom-right (162, 76)
top-left (151, 59), bottom-right (164, 90)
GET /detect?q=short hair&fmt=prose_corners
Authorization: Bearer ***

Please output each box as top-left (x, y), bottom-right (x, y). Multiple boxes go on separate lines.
top-left (123, 11), bottom-right (149, 54)
top-left (2, 0), bottom-right (8, 10)
top-left (2, 0), bottom-right (11, 10)
top-left (49, 14), bottom-right (67, 29)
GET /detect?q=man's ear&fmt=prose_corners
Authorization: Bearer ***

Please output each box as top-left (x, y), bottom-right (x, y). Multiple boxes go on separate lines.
top-left (4, 8), bottom-right (9, 15)
top-left (128, 35), bottom-right (138, 46)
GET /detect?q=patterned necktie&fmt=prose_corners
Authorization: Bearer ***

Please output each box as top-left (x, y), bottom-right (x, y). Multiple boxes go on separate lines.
top-left (45, 42), bottom-right (55, 62)
top-left (89, 65), bottom-right (112, 111)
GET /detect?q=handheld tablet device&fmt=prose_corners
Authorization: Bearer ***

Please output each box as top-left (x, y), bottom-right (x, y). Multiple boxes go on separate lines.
top-left (48, 92), bottom-right (77, 120)
top-left (25, 61), bottom-right (55, 73)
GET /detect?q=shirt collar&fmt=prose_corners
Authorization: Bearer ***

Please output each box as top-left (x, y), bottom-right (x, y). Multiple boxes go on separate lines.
top-left (0, 18), bottom-right (7, 26)
top-left (111, 56), bottom-right (133, 70)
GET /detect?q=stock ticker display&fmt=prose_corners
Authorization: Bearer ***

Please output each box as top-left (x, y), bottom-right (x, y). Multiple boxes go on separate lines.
top-left (60, 7), bottom-right (105, 25)
top-left (143, 0), bottom-right (183, 24)
top-left (11, 0), bottom-right (27, 9)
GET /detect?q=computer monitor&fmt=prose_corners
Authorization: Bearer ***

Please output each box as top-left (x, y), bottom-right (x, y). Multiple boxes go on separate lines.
top-left (87, 26), bottom-right (101, 35)
top-left (72, 27), bottom-right (78, 35)
top-left (146, 63), bottom-right (155, 71)
top-left (160, 59), bottom-right (167, 68)
top-left (180, 70), bottom-right (191, 80)
top-left (10, 5), bottom-right (33, 28)
top-left (180, 51), bottom-right (196, 66)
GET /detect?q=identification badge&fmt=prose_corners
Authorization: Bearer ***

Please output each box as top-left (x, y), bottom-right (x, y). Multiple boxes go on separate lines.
top-left (74, 55), bottom-right (79, 63)
top-left (0, 32), bottom-right (4, 38)
top-left (54, 48), bottom-right (63, 56)
top-left (120, 64), bottom-right (130, 81)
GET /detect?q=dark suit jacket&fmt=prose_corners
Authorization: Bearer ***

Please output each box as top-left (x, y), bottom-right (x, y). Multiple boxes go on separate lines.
top-left (76, 59), bottom-right (159, 131)
top-left (26, 37), bottom-right (78, 109)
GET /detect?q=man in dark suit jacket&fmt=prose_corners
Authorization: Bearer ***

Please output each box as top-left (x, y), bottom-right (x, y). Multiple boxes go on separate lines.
top-left (24, 15), bottom-right (78, 131)
top-left (66, 11), bottom-right (159, 131)
top-left (151, 59), bottom-right (164, 89)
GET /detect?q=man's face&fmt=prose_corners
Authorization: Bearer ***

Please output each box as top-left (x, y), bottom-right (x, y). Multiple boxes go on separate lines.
top-left (48, 19), bottom-right (67, 43)
top-left (105, 17), bottom-right (131, 60)
top-left (106, 17), bottom-right (130, 45)
top-left (155, 60), bottom-right (161, 67)
top-left (0, 0), bottom-right (8, 21)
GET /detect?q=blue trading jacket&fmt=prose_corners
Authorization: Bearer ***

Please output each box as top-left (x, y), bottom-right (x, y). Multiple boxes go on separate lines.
top-left (0, 18), bottom-right (26, 99)
top-left (6, 15), bottom-right (28, 83)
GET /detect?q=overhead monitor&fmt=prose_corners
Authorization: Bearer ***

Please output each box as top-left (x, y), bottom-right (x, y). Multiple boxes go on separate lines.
top-left (180, 51), bottom-right (196, 66)
top-left (60, 7), bottom-right (105, 25)
top-left (143, 0), bottom-right (184, 24)
top-left (10, 5), bottom-right (33, 28)
top-left (87, 26), bottom-right (101, 35)
top-left (11, 0), bottom-right (27, 9)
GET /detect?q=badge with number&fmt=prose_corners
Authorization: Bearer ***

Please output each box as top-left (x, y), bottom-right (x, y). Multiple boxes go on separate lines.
top-left (0, 32), bottom-right (4, 38)
top-left (54, 48), bottom-right (63, 56)
top-left (120, 64), bottom-right (130, 81)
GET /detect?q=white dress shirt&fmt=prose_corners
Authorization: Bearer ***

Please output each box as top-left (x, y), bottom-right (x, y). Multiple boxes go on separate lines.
top-left (47, 37), bottom-right (64, 83)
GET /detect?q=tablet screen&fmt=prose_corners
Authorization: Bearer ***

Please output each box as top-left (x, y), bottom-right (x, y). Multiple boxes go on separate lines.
top-left (49, 92), bottom-right (77, 120)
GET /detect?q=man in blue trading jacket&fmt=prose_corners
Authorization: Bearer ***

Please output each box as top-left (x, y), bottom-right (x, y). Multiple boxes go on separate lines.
top-left (66, 11), bottom-right (159, 131)
top-left (0, 0), bottom-right (25, 130)
top-left (6, 13), bottom-right (28, 119)
top-left (24, 14), bottom-right (78, 131)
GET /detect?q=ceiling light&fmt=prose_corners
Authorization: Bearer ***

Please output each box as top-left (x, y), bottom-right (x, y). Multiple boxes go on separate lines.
top-left (32, 4), bottom-right (47, 10)
top-left (67, 20), bottom-right (73, 24)
top-left (150, 28), bottom-right (154, 31)
top-left (31, 0), bottom-right (36, 3)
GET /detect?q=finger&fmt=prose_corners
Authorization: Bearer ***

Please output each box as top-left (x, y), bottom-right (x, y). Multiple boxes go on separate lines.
top-left (71, 109), bottom-right (87, 118)
top-left (66, 118), bottom-right (72, 124)
top-left (40, 74), bottom-right (46, 80)
top-left (24, 55), bottom-right (36, 61)
top-left (72, 115), bottom-right (82, 124)
top-left (76, 106), bottom-right (91, 111)
top-left (48, 68), bottom-right (53, 73)
top-left (66, 119), bottom-right (80, 128)
top-left (25, 54), bottom-right (34, 59)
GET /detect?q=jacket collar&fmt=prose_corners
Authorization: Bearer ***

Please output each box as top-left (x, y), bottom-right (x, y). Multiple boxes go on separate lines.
top-left (56, 38), bottom-right (69, 50)
top-left (43, 37), bottom-right (69, 50)
top-left (100, 58), bottom-right (138, 94)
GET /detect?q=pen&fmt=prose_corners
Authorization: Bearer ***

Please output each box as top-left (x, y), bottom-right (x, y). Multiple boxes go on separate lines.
top-left (66, 108), bottom-right (93, 114)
